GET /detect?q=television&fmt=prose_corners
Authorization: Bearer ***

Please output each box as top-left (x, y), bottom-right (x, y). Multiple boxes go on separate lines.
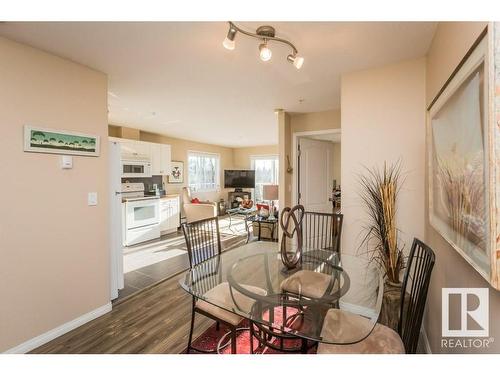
top-left (224, 170), bottom-right (255, 191)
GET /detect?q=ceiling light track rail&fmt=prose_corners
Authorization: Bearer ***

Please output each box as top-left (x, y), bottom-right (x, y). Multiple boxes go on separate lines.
top-left (228, 21), bottom-right (298, 55)
top-left (223, 21), bottom-right (304, 69)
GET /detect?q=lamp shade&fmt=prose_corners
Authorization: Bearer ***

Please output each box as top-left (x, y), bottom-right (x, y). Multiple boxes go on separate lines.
top-left (263, 184), bottom-right (279, 200)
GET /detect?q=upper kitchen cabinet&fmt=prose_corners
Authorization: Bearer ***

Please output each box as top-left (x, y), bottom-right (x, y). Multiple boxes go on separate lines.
top-left (151, 143), bottom-right (171, 176)
top-left (109, 136), bottom-right (171, 176)
top-left (121, 140), bottom-right (151, 159)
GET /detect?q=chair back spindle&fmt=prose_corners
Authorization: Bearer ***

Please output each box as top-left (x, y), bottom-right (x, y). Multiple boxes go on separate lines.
top-left (302, 212), bottom-right (343, 255)
top-left (182, 216), bottom-right (222, 268)
top-left (398, 238), bottom-right (435, 354)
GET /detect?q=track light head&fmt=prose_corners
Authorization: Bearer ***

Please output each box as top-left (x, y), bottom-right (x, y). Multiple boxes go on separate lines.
top-left (223, 25), bottom-right (237, 50)
top-left (287, 54), bottom-right (304, 69)
top-left (259, 41), bottom-right (272, 62)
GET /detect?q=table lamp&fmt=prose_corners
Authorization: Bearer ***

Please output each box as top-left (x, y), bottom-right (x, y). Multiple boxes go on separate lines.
top-left (263, 184), bottom-right (279, 220)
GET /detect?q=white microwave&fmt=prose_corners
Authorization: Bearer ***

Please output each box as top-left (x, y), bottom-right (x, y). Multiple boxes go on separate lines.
top-left (121, 159), bottom-right (152, 178)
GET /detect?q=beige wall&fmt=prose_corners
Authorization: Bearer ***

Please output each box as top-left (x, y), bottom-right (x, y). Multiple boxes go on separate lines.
top-left (289, 109), bottom-right (341, 134)
top-left (233, 145), bottom-right (279, 169)
top-left (0, 37), bottom-right (109, 351)
top-left (424, 22), bottom-right (500, 353)
top-left (332, 142), bottom-right (341, 187)
top-left (282, 109), bottom-right (341, 207)
top-left (341, 58), bottom-right (426, 257)
top-left (278, 110), bottom-right (291, 210)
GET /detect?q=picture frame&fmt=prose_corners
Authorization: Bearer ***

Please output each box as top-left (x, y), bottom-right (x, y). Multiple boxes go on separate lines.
top-left (168, 160), bottom-right (184, 183)
top-left (427, 26), bottom-right (499, 290)
top-left (24, 125), bottom-right (100, 157)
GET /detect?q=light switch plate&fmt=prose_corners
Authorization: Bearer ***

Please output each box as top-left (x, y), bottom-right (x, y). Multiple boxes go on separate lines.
top-left (88, 192), bottom-right (98, 206)
top-left (61, 155), bottom-right (73, 169)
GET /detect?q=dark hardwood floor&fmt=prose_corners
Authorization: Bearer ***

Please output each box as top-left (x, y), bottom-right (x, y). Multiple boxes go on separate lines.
top-left (117, 233), bottom-right (190, 301)
top-left (31, 268), bottom-right (213, 353)
top-left (31, 218), bottom-right (249, 354)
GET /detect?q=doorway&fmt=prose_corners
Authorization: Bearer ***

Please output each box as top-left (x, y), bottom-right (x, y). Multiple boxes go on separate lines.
top-left (293, 129), bottom-right (341, 213)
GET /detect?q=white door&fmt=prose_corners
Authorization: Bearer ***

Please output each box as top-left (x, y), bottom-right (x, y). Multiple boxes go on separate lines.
top-left (109, 140), bottom-right (124, 300)
top-left (298, 138), bottom-right (334, 213)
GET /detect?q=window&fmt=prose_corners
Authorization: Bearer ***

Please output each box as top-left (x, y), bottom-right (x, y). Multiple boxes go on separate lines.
top-left (188, 151), bottom-right (220, 192)
top-left (251, 155), bottom-right (279, 202)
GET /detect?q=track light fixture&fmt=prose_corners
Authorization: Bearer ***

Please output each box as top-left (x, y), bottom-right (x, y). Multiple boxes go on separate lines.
top-left (222, 24), bottom-right (237, 50)
top-left (222, 22), bottom-right (304, 69)
top-left (287, 53), bottom-right (304, 69)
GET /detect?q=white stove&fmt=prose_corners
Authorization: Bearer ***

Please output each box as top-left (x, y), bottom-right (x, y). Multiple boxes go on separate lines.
top-left (121, 183), bottom-right (160, 246)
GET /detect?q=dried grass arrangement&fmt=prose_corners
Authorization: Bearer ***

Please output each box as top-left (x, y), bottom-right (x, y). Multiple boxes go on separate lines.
top-left (436, 157), bottom-right (486, 250)
top-left (359, 161), bottom-right (405, 284)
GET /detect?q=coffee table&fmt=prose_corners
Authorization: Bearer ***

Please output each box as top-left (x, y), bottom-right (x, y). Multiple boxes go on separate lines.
top-left (226, 207), bottom-right (256, 232)
top-left (246, 214), bottom-right (278, 242)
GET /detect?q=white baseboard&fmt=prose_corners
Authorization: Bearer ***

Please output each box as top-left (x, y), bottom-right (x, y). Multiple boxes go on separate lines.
top-left (420, 328), bottom-right (432, 354)
top-left (4, 302), bottom-right (112, 354)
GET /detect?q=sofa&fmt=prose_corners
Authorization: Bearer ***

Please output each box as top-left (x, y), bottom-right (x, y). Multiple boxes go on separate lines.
top-left (182, 187), bottom-right (218, 223)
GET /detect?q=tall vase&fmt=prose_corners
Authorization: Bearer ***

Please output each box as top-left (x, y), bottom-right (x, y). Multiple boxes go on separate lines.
top-left (379, 280), bottom-right (403, 331)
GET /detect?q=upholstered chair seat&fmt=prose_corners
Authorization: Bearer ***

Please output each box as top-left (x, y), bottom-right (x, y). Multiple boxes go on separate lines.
top-left (196, 282), bottom-right (267, 326)
top-left (182, 187), bottom-right (218, 223)
top-left (280, 270), bottom-right (338, 299)
top-left (317, 309), bottom-right (405, 354)
top-left (280, 211), bottom-right (343, 299)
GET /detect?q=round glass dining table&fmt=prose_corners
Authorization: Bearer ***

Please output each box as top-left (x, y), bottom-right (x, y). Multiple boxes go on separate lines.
top-left (179, 241), bottom-right (384, 345)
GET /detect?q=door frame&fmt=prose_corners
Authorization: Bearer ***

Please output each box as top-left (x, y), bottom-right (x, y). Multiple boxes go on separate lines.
top-left (109, 140), bottom-right (124, 301)
top-left (292, 129), bottom-right (341, 208)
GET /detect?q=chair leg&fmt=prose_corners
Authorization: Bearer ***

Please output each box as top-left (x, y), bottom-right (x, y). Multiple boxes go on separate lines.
top-left (231, 327), bottom-right (237, 354)
top-left (282, 295), bottom-right (287, 351)
top-left (216, 321), bottom-right (220, 331)
top-left (283, 297), bottom-right (288, 328)
top-left (301, 338), bottom-right (308, 354)
top-left (249, 323), bottom-right (254, 354)
top-left (187, 299), bottom-right (196, 354)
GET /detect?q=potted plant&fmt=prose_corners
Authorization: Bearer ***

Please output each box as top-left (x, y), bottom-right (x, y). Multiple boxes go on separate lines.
top-left (358, 161), bottom-right (405, 330)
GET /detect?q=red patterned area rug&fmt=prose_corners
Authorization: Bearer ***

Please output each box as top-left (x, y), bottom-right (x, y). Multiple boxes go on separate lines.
top-left (189, 307), bottom-right (317, 354)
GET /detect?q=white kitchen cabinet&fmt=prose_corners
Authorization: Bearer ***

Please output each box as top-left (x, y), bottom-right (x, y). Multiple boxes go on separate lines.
top-left (160, 196), bottom-right (180, 234)
top-left (151, 143), bottom-right (171, 176)
top-left (151, 143), bottom-right (161, 175)
top-left (108, 137), bottom-right (171, 175)
top-left (117, 139), bottom-right (151, 159)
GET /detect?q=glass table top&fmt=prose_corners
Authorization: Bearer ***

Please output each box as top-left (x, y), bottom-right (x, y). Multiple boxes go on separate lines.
top-left (179, 241), bottom-right (384, 345)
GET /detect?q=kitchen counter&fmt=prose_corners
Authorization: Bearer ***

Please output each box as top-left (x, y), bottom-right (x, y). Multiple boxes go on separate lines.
top-left (122, 196), bottom-right (160, 203)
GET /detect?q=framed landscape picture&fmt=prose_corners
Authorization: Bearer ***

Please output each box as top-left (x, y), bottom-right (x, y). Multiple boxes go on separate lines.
top-left (428, 27), bottom-right (499, 289)
top-left (169, 161), bottom-right (184, 183)
top-left (24, 125), bottom-right (100, 157)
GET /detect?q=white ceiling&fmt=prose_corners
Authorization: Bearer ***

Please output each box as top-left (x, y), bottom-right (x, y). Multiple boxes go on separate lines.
top-left (0, 22), bottom-right (437, 147)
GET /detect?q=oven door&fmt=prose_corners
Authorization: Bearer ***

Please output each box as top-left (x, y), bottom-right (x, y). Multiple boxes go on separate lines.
top-left (126, 199), bottom-right (160, 230)
top-left (121, 160), bottom-right (152, 178)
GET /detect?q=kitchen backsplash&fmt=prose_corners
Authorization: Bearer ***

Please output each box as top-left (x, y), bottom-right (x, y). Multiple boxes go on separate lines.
top-left (121, 175), bottom-right (165, 194)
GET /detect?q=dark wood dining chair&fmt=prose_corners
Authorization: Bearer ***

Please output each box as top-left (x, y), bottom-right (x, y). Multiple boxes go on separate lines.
top-left (302, 211), bottom-right (343, 254)
top-left (281, 211), bottom-right (343, 299)
top-left (182, 216), bottom-right (245, 354)
top-left (317, 238), bottom-right (435, 354)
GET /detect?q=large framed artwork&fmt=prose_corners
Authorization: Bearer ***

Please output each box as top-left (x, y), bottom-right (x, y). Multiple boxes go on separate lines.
top-left (428, 26), bottom-right (499, 289)
top-left (24, 125), bottom-right (100, 157)
top-left (168, 161), bottom-right (184, 183)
